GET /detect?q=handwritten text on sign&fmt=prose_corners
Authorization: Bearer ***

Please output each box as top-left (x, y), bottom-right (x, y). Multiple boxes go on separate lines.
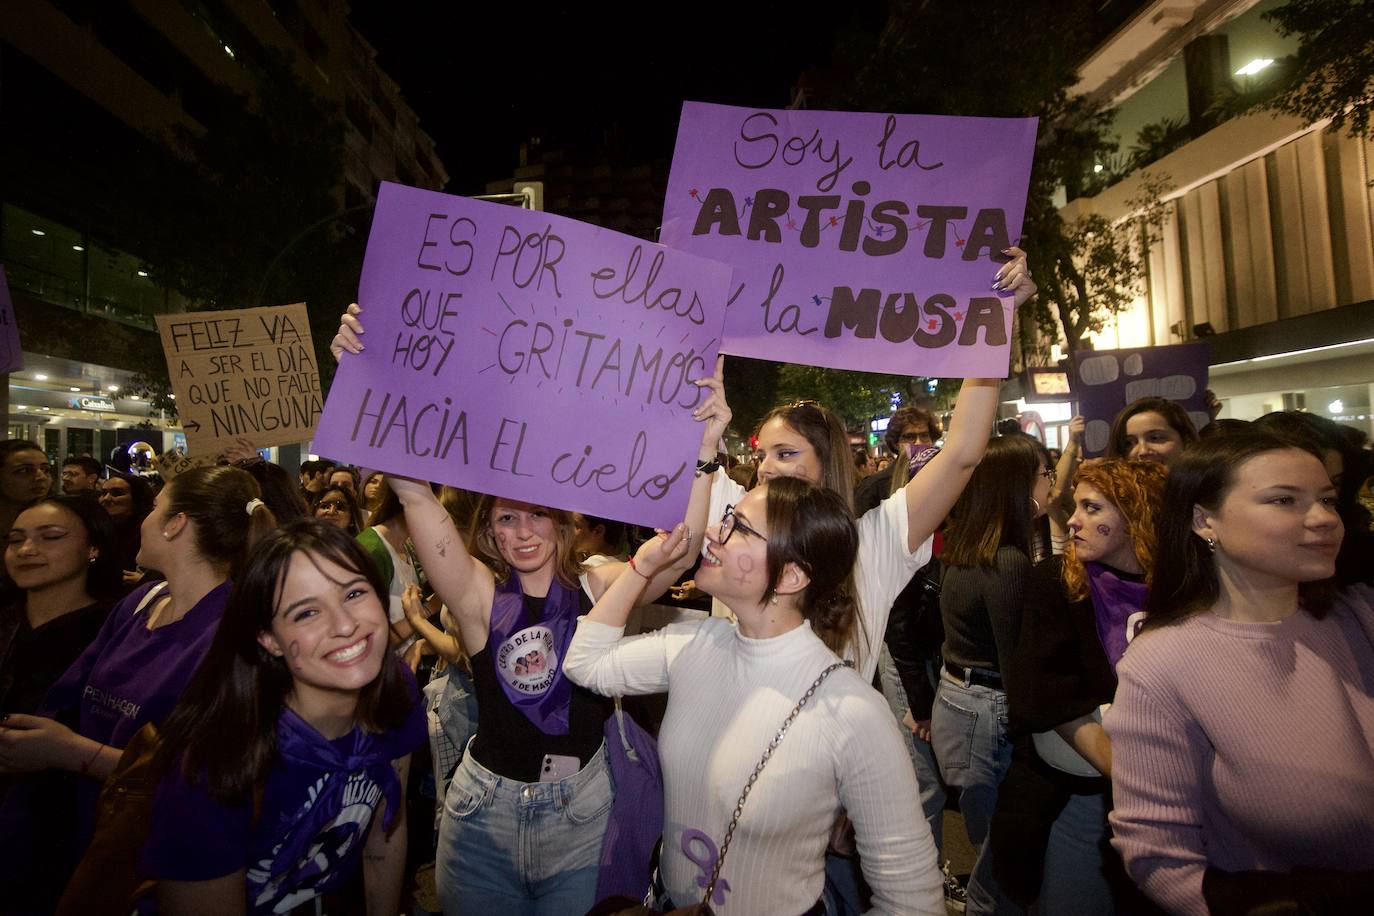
top-left (660, 102), bottom-right (1038, 377)
top-left (156, 303), bottom-right (322, 454)
top-left (0, 266), bottom-right (24, 375)
top-left (312, 182), bottom-right (732, 530)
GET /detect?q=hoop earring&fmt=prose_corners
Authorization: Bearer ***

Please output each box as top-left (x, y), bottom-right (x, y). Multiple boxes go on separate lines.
top-left (1030, 496), bottom-right (1041, 514)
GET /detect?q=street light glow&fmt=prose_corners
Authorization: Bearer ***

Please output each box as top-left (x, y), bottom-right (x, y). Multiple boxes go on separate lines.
top-left (1235, 58), bottom-right (1274, 76)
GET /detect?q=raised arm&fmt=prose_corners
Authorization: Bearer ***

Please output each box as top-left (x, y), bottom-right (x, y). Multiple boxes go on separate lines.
top-left (900, 248), bottom-right (1035, 551)
top-left (388, 476), bottom-right (494, 654)
top-left (1048, 415), bottom-right (1084, 529)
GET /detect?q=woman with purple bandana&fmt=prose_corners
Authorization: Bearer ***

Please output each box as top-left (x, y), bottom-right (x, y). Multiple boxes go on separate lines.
top-left (382, 478), bottom-right (707, 916)
top-left (991, 458), bottom-right (1167, 914)
top-left (135, 520), bottom-right (424, 914)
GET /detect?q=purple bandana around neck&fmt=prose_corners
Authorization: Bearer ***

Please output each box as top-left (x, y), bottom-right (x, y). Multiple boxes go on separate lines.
top-left (1085, 562), bottom-right (1150, 670)
top-left (266, 705), bottom-right (408, 880)
top-left (486, 573), bottom-right (580, 736)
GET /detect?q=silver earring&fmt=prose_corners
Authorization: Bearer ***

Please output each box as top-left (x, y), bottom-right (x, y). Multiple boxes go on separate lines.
top-left (163, 531), bottom-right (172, 540)
top-left (770, 595), bottom-right (779, 605)
top-left (1205, 536), bottom-right (1216, 553)
top-left (1030, 496), bottom-right (1041, 514)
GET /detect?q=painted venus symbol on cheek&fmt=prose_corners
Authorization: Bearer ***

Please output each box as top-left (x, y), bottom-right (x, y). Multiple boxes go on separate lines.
top-left (1096, 524), bottom-right (1111, 537)
top-left (735, 553), bottom-right (756, 586)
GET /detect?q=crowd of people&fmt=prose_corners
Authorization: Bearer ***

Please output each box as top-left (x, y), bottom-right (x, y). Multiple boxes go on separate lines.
top-left (0, 250), bottom-right (1369, 916)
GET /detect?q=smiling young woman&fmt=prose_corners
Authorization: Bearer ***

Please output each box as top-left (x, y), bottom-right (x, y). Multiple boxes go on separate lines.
top-left (565, 477), bottom-right (944, 914)
top-left (138, 520), bottom-right (424, 914)
top-left (1106, 433), bottom-right (1374, 914)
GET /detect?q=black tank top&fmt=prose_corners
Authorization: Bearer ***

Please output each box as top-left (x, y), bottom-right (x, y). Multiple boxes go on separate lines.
top-left (468, 589), bottom-right (613, 782)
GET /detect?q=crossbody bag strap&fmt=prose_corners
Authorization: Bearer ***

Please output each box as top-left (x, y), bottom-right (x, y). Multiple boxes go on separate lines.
top-left (700, 660), bottom-right (850, 908)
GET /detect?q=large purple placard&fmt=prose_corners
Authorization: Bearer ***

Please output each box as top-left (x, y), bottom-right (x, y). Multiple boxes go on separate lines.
top-left (0, 267), bottom-right (24, 374)
top-left (661, 102), bottom-right (1037, 377)
top-left (1071, 343), bottom-right (1211, 457)
top-left (314, 182), bottom-right (732, 529)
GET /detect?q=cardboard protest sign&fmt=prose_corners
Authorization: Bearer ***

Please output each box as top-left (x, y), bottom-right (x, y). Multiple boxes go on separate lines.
top-left (660, 102), bottom-right (1038, 378)
top-left (0, 266), bottom-right (25, 374)
top-left (156, 303), bottom-right (323, 455)
top-left (313, 182), bottom-right (733, 530)
top-left (154, 448), bottom-right (217, 482)
top-left (1071, 343), bottom-right (1211, 456)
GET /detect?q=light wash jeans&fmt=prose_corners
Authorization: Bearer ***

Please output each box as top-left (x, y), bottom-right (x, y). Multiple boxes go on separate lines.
top-left (434, 741), bottom-right (612, 916)
top-left (877, 647), bottom-right (947, 854)
top-left (933, 674), bottom-right (1019, 916)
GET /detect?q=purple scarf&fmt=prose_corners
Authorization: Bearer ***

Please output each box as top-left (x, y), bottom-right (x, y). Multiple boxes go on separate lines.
top-left (1085, 562), bottom-right (1150, 670)
top-left (264, 706), bottom-right (411, 881)
top-left (486, 573), bottom-right (580, 735)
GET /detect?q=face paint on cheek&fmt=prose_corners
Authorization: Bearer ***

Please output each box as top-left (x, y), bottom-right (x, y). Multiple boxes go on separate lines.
top-left (735, 553), bottom-right (756, 587)
top-left (1096, 524), bottom-right (1112, 537)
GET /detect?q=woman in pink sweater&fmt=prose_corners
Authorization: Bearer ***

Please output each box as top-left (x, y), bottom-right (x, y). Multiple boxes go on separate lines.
top-left (1105, 432), bottom-right (1374, 914)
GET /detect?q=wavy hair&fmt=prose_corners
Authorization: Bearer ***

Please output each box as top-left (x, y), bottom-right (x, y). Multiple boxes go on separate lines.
top-left (1061, 459), bottom-right (1168, 601)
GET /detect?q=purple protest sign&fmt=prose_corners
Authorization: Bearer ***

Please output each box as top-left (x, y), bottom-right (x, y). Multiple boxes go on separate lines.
top-left (313, 182), bottom-right (732, 530)
top-left (0, 266), bottom-right (25, 374)
top-left (660, 102), bottom-right (1038, 378)
top-left (1071, 343), bottom-right (1212, 457)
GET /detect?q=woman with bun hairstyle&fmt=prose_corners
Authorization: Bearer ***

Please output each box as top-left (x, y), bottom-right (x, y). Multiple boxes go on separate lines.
top-left (1106, 433), bottom-right (1374, 914)
top-left (0, 466), bottom-right (275, 913)
top-left (136, 520), bottom-right (424, 914)
top-left (993, 459), bottom-right (1167, 913)
top-left (1105, 397), bottom-right (1199, 467)
top-left (565, 477), bottom-right (944, 914)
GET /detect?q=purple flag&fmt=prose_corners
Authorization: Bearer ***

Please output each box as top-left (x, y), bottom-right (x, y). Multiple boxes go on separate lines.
top-left (660, 102), bottom-right (1037, 377)
top-left (0, 266), bottom-right (24, 374)
top-left (313, 182), bottom-right (732, 530)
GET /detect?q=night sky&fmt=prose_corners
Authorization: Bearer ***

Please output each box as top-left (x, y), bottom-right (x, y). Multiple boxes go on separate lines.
top-left (350, 1), bottom-right (882, 193)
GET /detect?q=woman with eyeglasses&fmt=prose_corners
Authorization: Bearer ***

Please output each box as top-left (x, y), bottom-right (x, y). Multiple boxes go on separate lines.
top-left (565, 477), bottom-right (945, 914)
top-left (676, 252), bottom-right (1034, 680)
top-left (931, 432), bottom-right (1053, 915)
top-left (97, 472), bottom-right (156, 584)
top-left (313, 484), bottom-right (365, 537)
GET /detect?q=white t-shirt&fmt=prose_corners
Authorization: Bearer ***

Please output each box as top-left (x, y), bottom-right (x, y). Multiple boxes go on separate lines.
top-left (707, 470), bottom-right (933, 680)
top-left (564, 616), bottom-right (943, 915)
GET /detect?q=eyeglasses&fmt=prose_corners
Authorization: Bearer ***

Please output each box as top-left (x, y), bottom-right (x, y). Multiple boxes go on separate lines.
top-left (719, 505), bottom-right (767, 545)
top-left (316, 501), bottom-right (348, 514)
top-left (1039, 467), bottom-right (1057, 486)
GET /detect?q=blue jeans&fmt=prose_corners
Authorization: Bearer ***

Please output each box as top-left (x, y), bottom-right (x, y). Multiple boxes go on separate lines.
top-left (932, 675), bottom-right (1018, 916)
top-left (1040, 792), bottom-right (1113, 916)
top-left (877, 647), bottom-right (946, 854)
top-left (434, 741), bottom-right (613, 916)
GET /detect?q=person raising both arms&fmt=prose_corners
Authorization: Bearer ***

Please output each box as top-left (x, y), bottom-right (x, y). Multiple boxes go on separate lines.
top-left (678, 249), bottom-right (1036, 679)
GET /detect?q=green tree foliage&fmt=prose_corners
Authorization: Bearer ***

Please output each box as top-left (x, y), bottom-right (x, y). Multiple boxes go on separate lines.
top-left (1262, 0), bottom-right (1374, 139)
top-left (775, 364), bottom-right (910, 428)
top-left (816, 0), bottom-right (1172, 356)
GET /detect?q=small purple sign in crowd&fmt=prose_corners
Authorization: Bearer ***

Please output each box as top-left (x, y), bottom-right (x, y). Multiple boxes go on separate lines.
top-left (660, 102), bottom-right (1038, 377)
top-left (313, 182), bottom-right (732, 529)
top-left (0, 266), bottom-right (25, 375)
top-left (1072, 342), bottom-right (1212, 456)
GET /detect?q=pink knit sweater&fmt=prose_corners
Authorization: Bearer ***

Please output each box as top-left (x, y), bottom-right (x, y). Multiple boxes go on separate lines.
top-left (1104, 586), bottom-right (1374, 915)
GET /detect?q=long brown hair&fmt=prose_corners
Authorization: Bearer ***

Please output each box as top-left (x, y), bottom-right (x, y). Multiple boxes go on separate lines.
top-left (1141, 433), bottom-right (1336, 631)
top-left (163, 466), bottom-right (276, 580)
top-left (943, 435), bottom-right (1045, 568)
top-left (760, 477), bottom-right (864, 663)
top-left (757, 402), bottom-right (856, 514)
top-left (153, 520), bottom-right (414, 802)
top-left (469, 494), bottom-right (583, 589)
top-left (1061, 459), bottom-right (1168, 601)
